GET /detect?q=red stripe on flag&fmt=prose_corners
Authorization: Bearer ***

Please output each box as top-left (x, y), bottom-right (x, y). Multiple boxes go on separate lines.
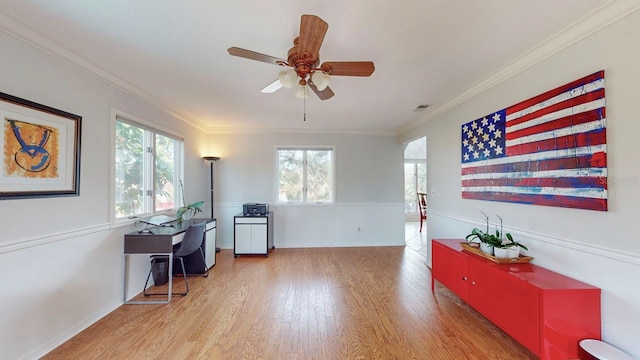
top-left (506, 108), bottom-right (605, 140)
top-left (461, 191), bottom-right (607, 211)
top-left (507, 71), bottom-right (605, 114)
top-left (461, 176), bottom-right (607, 189)
top-left (506, 89), bottom-right (605, 128)
top-left (506, 129), bottom-right (606, 156)
top-left (461, 152), bottom-right (607, 176)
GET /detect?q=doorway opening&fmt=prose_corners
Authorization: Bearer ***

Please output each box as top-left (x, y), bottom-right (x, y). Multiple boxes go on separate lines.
top-left (404, 137), bottom-right (427, 258)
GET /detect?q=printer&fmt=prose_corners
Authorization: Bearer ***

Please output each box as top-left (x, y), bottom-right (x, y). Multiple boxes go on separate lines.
top-left (243, 203), bottom-right (269, 216)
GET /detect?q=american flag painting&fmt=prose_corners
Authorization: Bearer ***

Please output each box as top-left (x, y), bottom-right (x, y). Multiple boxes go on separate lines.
top-left (461, 71), bottom-right (607, 211)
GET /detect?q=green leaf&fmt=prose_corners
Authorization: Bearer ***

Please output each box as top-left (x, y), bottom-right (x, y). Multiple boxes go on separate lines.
top-left (191, 201), bottom-right (205, 208)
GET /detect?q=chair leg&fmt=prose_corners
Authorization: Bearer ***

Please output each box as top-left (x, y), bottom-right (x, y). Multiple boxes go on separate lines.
top-left (143, 262), bottom-right (154, 296)
top-left (171, 257), bottom-right (189, 296)
top-left (144, 256), bottom-right (190, 297)
top-left (419, 217), bottom-right (423, 232)
top-left (199, 248), bottom-right (209, 278)
top-left (177, 257), bottom-right (189, 296)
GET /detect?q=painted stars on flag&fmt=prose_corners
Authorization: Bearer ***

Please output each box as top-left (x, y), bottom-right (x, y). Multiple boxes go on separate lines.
top-left (462, 111), bottom-right (506, 163)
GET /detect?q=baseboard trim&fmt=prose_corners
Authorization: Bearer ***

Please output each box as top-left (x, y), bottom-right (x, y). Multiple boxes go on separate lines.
top-left (25, 299), bottom-right (122, 360)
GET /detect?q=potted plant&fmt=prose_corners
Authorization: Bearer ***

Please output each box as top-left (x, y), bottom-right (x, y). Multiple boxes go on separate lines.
top-left (494, 237), bottom-right (517, 258)
top-left (466, 213), bottom-right (529, 258)
top-left (176, 180), bottom-right (204, 222)
top-left (492, 215), bottom-right (528, 258)
top-left (465, 212), bottom-right (502, 255)
top-left (176, 200), bottom-right (204, 222)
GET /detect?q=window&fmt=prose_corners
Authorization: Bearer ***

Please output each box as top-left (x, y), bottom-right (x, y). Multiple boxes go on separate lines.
top-left (114, 116), bottom-right (183, 219)
top-left (276, 147), bottom-right (334, 203)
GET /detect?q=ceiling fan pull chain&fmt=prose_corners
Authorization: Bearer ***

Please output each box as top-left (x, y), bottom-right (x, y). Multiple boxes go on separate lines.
top-left (303, 88), bottom-right (307, 121)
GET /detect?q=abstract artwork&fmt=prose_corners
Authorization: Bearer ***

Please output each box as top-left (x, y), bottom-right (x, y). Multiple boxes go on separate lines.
top-left (461, 71), bottom-right (607, 211)
top-left (5, 119), bottom-right (59, 177)
top-left (1, 92), bottom-right (81, 199)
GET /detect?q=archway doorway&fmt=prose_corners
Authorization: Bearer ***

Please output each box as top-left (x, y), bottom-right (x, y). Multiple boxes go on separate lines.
top-left (404, 137), bottom-right (427, 258)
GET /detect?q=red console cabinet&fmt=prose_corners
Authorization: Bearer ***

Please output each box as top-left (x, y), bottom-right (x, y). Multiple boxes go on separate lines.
top-left (432, 239), bottom-right (601, 359)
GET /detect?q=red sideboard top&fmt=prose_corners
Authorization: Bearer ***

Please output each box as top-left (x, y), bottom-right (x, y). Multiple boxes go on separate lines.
top-left (433, 239), bottom-right (599, 291)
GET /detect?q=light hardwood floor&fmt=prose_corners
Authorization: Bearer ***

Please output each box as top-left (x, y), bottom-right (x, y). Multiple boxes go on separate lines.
top-left (43, 245), bottom-right (536, 359)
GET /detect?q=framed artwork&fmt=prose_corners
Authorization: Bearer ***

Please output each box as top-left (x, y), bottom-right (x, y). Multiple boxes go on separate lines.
top-left (1, 92), bottom-right (81, 199)
top-left (461, 70), bottom-right (607, 211)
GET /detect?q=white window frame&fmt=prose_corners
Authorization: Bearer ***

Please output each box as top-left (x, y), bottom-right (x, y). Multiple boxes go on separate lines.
top-left (275, 146), bottom-right (335, 204)
top-left (110, 109), bottom-right (184, 224)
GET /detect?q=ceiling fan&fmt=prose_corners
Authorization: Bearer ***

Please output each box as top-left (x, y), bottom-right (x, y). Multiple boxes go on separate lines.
top-left (228, 14), bottom-right (375, 100)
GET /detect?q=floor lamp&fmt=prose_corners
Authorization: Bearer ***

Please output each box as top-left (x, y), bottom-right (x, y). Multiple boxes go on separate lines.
top-left (203, 156), bottom-right (220, 252)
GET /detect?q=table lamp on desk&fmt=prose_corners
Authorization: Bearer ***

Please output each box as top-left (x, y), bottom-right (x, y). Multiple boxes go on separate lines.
top-left (203, 156), bottom-right (221, 252)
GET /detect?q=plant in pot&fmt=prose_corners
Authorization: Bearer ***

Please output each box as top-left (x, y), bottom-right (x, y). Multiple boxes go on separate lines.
top-left (492, 215), bottom-right (528, 258)
top-left (176, 180), bottom-right (204, 222)
top-left (465, 212), bottom-right (502, 255)
top-left (176, 200), bottom-right (204, 222)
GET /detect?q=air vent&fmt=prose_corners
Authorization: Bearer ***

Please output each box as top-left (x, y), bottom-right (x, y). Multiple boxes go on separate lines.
top-left (414, 104), bottom-right (430, 111)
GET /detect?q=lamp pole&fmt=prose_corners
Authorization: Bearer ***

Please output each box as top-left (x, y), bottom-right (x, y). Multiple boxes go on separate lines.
top-left (202, 156), bottom-right (220, 251)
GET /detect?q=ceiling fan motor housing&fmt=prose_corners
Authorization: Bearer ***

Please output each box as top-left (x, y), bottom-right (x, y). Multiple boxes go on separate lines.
top-left (288, 40), bottom-right (319, 79)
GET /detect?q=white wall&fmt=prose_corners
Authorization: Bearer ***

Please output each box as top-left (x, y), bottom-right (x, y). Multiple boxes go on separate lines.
top-left (400, 10), bottom-right (640, 358)
top-left (0, 31), bottom-right (211, 359)
top-left (207, 133), bottom-right (405, 249)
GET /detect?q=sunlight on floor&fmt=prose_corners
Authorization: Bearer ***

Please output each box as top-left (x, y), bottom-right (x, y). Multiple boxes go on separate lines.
top-left (405, 221), bottom-right (428, 261)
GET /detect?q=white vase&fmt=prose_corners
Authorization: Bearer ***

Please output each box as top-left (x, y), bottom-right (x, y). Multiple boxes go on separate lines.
top-left (493, 247), bottom-right (509, 258)
top-left (479, 243), bottom-right (494, 255)
top-left (506, 246), bottom-right (520, 259)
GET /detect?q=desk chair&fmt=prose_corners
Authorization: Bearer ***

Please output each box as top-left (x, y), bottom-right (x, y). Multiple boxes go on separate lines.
top-left (417, 192), bottom-right (427, 232)
top-left (144, 221), bottom-right (208, 297)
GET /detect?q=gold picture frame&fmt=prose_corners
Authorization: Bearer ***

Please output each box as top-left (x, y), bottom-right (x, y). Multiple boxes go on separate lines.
top-left (1, 92), bottom-right (81, 199)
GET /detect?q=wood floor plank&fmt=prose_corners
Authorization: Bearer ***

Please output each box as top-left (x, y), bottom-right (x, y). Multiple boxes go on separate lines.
top-left (43, 247), bottom-right (536, 359)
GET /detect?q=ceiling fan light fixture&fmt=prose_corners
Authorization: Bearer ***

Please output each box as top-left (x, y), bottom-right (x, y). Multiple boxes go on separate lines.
top-left (295, 83), bottom-right (309, 99)
top-left (278, 69), bottom-right (297, 89)
top-left (311, 71), bottom-right (330, 91)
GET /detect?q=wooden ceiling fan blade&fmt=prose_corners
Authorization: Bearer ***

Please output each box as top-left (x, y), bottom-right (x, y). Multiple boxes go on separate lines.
top-left (260, 79), bottom-right (283, 93)
top-left (308, 81), bottom-right (334, 100)
top-left (321, 61), bottom-right (375, 76)
top-left (227, 47), bottom-right (287, 66)
top-left (298, 15), bottom-right (328, 59)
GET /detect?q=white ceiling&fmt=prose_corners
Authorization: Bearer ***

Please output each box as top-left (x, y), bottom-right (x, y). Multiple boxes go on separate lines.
top-left (0, 0), bottom-right (615, 135)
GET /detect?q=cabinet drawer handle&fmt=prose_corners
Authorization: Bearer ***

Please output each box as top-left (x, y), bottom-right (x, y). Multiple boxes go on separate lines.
top-left (472, 281), bottom-right (476, 285)
top-left (462, 276), bottom-right (468, 281)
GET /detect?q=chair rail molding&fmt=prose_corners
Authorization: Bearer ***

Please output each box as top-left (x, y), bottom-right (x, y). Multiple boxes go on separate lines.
top-left (0, 223), bottom-right (111, 254)
top-left (429, 210), bottom-right (640, 266)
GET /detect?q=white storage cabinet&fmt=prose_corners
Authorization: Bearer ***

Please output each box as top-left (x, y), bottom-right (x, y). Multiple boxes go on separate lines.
top-left (234, 212), bottom-right (274, 258)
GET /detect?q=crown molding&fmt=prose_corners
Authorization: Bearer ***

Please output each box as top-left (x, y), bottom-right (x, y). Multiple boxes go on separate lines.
top-left (4, 2), bottom-right (638, 138)
top-left (0, 10), bottom-right (398, 137)
top-left (0, 9), bottom-right (210, 132)
top-left (396, 0), bottom-right (640, 137)
top-left (204, 125), bottom-right (396, 136)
